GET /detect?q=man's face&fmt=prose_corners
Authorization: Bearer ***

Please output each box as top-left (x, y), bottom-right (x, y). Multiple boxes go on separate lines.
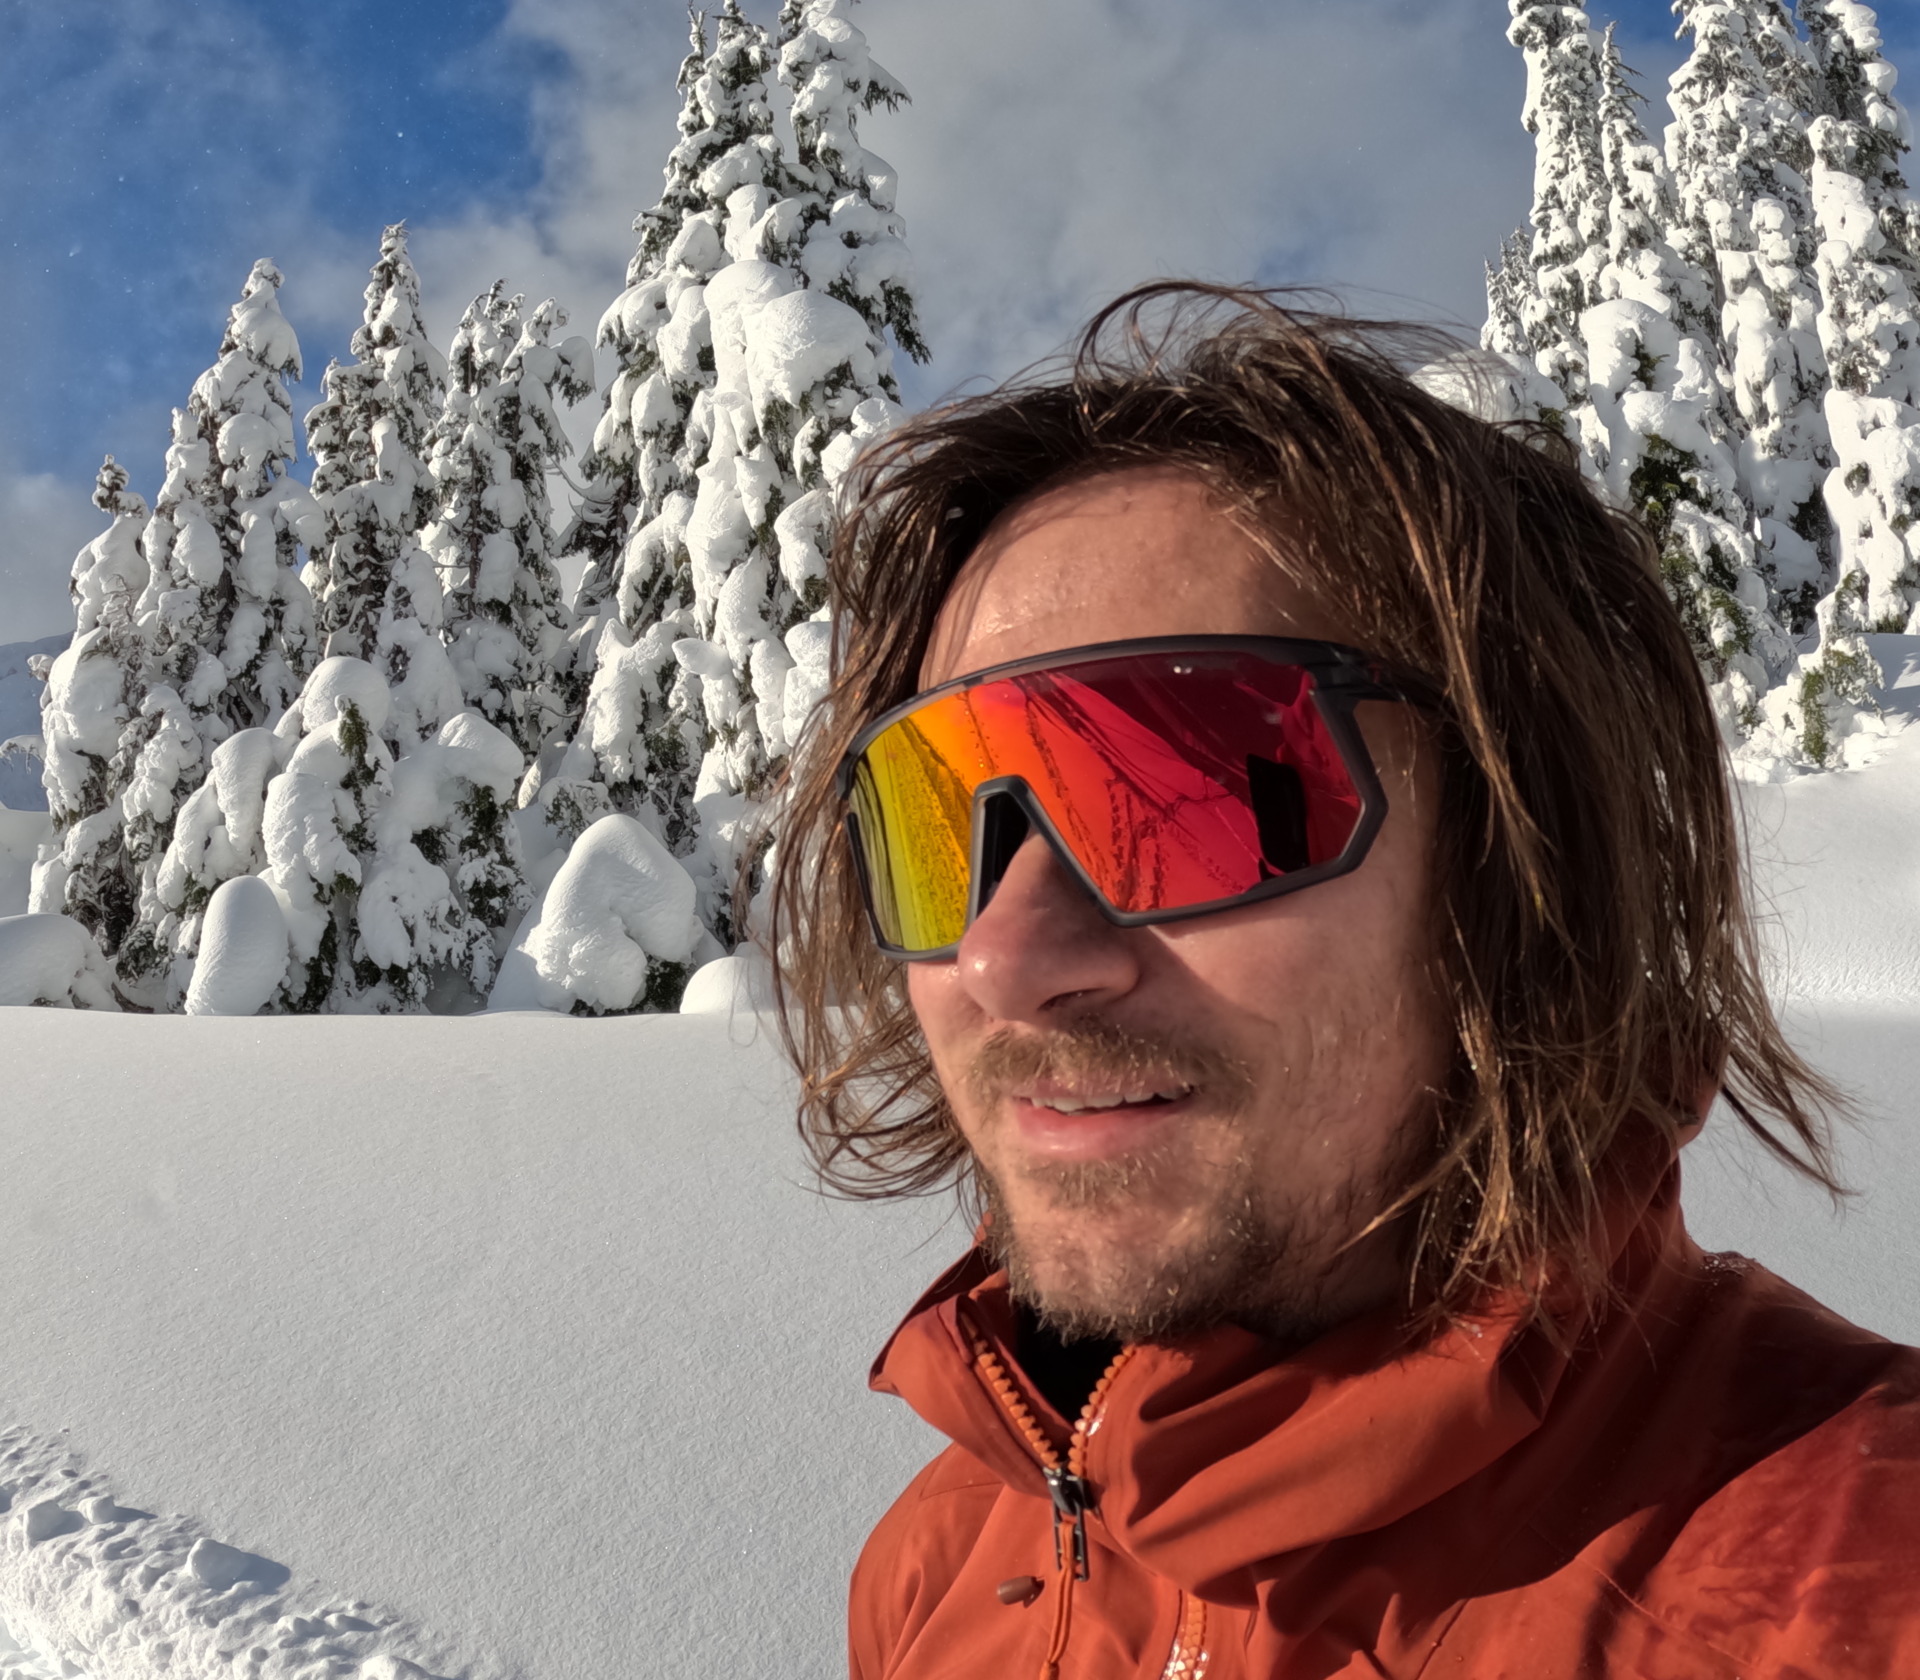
top-left (906, 469), bottom-right (1450, 1346)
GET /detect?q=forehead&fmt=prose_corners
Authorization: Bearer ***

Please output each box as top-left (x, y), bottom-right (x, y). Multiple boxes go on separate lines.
top-left (921, 469), bottom-right (1343, 687)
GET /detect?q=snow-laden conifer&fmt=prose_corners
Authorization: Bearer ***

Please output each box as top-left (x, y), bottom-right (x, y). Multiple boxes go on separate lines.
top-left (306, 224), bottom-right (448, 666)
top-left (233, 657), bottom-right (529, 1014)
top-left (1483, 229), bottom-right (1539, 362)
top-left (138, 260), bottom-right (324, 744)
top-left (539, 2), bottom-right (791, 855)
top-left (1507, 1), bottom-right (1611, 407)
top-left (780, 0), bottom-right (929, 366)
top-left (1668, 1), bottom-right (1833, 628)
top-left (113, 260), bottom-right (323, 990)
top-left (657, 0), bottom-right (923, 946)
top-left (426, 286), bottom-right (595, 761)
top-left (29, 458), bottom-right (153, 958)
top-left (489, 812), bottom-right (700, 1015)
top-left (1801, 0), bottom-right (1920, 632)
top-left (566, 5), bottom-right (784, 628)
top-left (1583, 26), bottom-right (1793, 718)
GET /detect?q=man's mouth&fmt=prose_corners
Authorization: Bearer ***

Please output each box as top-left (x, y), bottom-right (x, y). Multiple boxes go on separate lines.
top-left (1006, 1080), bottom-right (1198, 1162)
top-left (1021, 1082), bottom-right (1194, 1115)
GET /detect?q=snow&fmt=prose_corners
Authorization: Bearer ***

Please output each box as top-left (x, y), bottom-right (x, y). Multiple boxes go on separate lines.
top-left (0, 1010), bottom-right (950, 1680)
top-left (0, 913), bottom-right (118, 1009)
top-left (0, 808), bottom-right (50, 916)
top-left (183, 876), bottom-right (288, 1017)
top-left (489, 813), bottom-right (699, 1014)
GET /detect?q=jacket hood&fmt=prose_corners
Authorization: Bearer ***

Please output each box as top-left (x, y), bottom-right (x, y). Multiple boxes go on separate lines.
top-left (870, 1157), bottom-right (1690, 1607)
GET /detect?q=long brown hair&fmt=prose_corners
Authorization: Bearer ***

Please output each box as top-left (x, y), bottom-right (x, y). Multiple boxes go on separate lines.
top-left (765, 283), bottom-right (1842, 1329)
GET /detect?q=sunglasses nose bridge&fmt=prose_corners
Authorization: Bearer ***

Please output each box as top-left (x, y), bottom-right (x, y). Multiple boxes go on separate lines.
top-left (969, 784), bottom-right (1035, 917)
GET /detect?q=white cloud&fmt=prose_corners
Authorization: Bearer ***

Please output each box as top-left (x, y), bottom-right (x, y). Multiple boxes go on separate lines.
top-left (397, 0), bottom-right (1541, 428)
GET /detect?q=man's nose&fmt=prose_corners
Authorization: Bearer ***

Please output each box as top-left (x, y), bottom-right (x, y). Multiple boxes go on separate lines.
top-left (954, 822), bottom-right (1141, 1022)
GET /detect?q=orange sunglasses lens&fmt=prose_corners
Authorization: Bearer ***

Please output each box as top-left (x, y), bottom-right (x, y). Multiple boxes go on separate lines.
top-left (847, 650), bottom-right (1365, 954)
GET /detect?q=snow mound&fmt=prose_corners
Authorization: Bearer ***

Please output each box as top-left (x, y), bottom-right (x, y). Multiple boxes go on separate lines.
top-left (0, 914), bottom-right (118, 1009)
top-left (183, 876), bottom-right (288, 1017)
top-left (490, 814), bottom-right (698, 1014)
top-left (678, 949), bottom-right (777, 1017)
top-left (282, 657), bottom-right (391, 737)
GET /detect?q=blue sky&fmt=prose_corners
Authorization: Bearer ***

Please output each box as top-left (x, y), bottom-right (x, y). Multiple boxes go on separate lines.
top-left (2, 0), bottom-right (1917, 642)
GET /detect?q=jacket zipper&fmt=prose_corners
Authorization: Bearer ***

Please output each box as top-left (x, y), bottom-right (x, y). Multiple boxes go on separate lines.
top-left (962, 1312), bottom-right (1135, 1680)
top-left (1159, 1590), bottom-right (1210, 1680)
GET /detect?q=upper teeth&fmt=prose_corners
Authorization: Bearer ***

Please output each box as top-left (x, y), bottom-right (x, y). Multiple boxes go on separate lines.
top-left (1031, 1085), bottom-right (1190, 1114)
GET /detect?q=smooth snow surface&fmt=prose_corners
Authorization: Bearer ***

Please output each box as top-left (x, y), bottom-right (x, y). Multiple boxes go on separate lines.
top-left (0, 1011), bottom-right (954, 1680)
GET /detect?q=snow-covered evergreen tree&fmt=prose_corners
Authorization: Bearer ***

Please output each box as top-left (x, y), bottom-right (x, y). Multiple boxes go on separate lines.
top-left (426, 286), bottom-right (595, 761)
top-left (306, 223), bottom-right (447, 664)
top-left (538, 1), bottom-right (792, 855)
top-left (114, 259), bottom-right (323, 989)
top-left (247, 658), bottom-right (528, 1014)
top-left (138, 259), bottom-right (323, 744)
top-left (649, 0), bottom-right (924, 946)
top-left (1801, 0), bottom-right (1920, 632)
top-left (1507, 1), bottom-right (1611, 407)
top-left (565, 5), bottom-right (784, 630)
top-left (30, 458), bottom-right (153, 958)
top-left (1580, 24), bottom-right (1793, 718)
top-left (1483, 229), bottom-right (1540, 363)
top-left (780, 0), bottom-right (929, 367)
top-left (1667, 0), bottom-right (1834, 629)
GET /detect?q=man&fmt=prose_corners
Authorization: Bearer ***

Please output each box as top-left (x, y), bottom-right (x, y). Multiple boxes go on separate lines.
top-left (767, 286), bottom-right (1920, 1678)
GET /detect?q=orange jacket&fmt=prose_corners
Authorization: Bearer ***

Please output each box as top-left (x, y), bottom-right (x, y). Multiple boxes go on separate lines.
top-left (850, 1165), bottom-right (1920, 1679)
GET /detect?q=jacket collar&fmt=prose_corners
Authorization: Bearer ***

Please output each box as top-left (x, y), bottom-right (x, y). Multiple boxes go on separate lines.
top-left (870, 1155), bottom-right (1693, 1602)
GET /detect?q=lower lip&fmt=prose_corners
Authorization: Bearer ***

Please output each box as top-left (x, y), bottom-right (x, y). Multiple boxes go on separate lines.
top-left (1010, 1094), bottom-right (1192, 1161)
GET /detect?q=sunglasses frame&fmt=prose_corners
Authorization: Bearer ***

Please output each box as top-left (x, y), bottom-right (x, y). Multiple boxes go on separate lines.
top-left (836, 635), bottom-right (1438, 961)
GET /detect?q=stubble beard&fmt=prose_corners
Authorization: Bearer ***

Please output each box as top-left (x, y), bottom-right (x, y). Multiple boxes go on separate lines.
top-left (966, 1018), bottom-right (1410, 1348)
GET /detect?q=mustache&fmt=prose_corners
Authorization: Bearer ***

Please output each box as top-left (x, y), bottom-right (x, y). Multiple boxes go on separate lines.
top-left (965, 1017), bottom-right (1256, 1113)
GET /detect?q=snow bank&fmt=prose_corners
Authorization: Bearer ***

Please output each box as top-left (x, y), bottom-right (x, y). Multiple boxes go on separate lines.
top-left (0, 914), bottom-right (119, 1009)
top-left (0, 1011), bottom-right (951, 1680)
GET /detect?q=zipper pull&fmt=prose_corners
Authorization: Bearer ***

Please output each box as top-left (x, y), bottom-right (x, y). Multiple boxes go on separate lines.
top-left (1042, 1466), bottom-right (1092, 1581)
